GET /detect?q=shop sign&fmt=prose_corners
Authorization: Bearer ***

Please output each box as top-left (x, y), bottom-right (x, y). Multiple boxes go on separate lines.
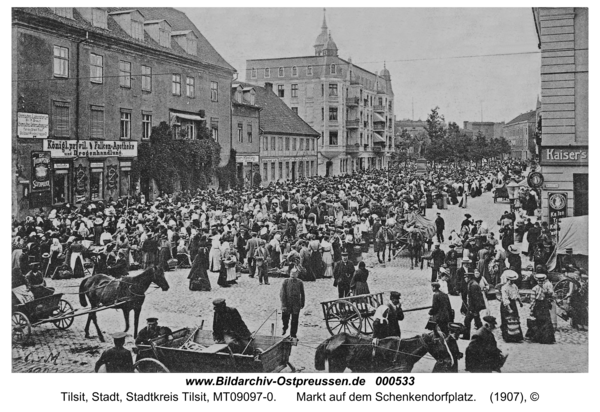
top-left (31, 152), bottom-right (51, 191)
top-left (541, 148), bottom-right (588, 165)
top-left (237, 155), bottom-right (259, 163)
top-left (548, 192), bottom-right (568, 220)
top-left (43, 140), bottom-right (138, 158)
top-left (18, 113), bottom-right (49, 138)
top-left (527, 172), bottom-right (544, 189)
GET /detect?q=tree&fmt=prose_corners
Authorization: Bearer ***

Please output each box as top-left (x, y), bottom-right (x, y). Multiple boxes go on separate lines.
top-left (393, 128), bottom-right (416, 165)
top-left (422, 107), bottom-right (447, 165)
top-left (135, 121), bottom-right (221, 193)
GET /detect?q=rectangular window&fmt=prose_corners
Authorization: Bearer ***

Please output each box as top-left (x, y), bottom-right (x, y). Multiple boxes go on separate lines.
top-left (278, 85), bottom-right (285, 98)
top-left (119, 61), bottom-right (131, 88)
top-left (311, 161), bottom-right (315, 176)
top-left (90, 53), bottom-right (103, 83)
top-left (271, 136), bottom-right (276, 151)
top-left (278, 67), bottom-right (284, 77)
top-left (120, 111), bottom-right (131, 139)
top-left (211, 119), bottom-right (219, 141)
top-left (291, 84), bottom-right (298, 98)
top-left (186, 77), bottom-right (195, 98)
top-left (285, 162), bottom-right (290, 179)
top-left (329, 107), bottom-right (338, 121)
top-left (141, 66), bottom-right (152, 92)
top-left (247, 123), bottom-right (252, 143)
top-left (90, 169), bottom-right (103, 200)
top-left (299, 138), bottom-right (304, 151)
top-left (90, 106), bottom-right (104, 139)
top-left (330, 64), bottom-right (336, 74)
top-left (183, 121), bottom-right (196, 140)
top-left (312, 139), bottom-right (315, 151)
top-left (264, 68), bottom-right (270, 78)
top-left (292, 66), bottom-right (298, 76)
top-left (306, 161), bottom-right (310, 177)
top-left (263, 163), bottom-right (268, 181)
top-left (321, 84), bottom-right (324, 96)
top-left (237, 123), bottom-right (243, 143)
top-left (131, 20), bottom-right (144, 41)
top-left (292, 138), bottom-right (297, 151)
top-left (307, 66), bottom-right (313, 76)
top-left (52, 101), bottom-right (70, 137)
top-left (292, 107), bottom-right (298, 115)
top-left (53, 46), bottom-right (69, 77)
top-left (172, 74), bottom-right (181, 95)
top-left (263, 136), bottom-right (268, 151)
top-left (251, 68), bottom-right (257, 78)
top-left (329, 83), bottom-right (338, 96)
top-left (142, 114), bottom-right (152, 139)
top-left (321, 107), bottom-right (324, 121)
top-left (299, 161), bottom-right (303, 177)
top-left (271, 163), bottom-right (276, 180)
top-left (329, 131), bottom-right (338, 145)
top-left (210, 81), bottom-right (218, 101)
top-left (278, 136), bottom-right (283, 151)
top-left (279, 162), bottom-right (283, 179)
top-left (285, 137), bottom-right (290, 151)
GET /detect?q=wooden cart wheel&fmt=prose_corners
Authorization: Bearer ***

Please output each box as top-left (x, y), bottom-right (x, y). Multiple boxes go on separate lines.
top-left (12, 312), bottom-right (31, 344)
top-left (326, 300), bottom-right (362, 336)
top-left (554, 279), bottom-right (577, 317)
top-left (52, 299), bottom-right (74, 330)
top-left (133, 358), bottom-right (170, 373)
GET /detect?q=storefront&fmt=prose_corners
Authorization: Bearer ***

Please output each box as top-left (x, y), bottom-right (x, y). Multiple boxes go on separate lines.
top-left (236, 155), bottom-right (259, 187)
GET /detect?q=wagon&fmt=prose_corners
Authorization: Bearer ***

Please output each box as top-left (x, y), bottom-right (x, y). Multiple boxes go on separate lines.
top-left (12, 293), bottom-right (74, 344)
top-left (133, 327), bottom-right (297, 373)
top-left (493, 184), bottom-right (509, 203)
top-left (321, 292), bottom-right (432, 336)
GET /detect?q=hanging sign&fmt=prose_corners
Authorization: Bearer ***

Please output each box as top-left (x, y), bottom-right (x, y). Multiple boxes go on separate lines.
top-left (548, 192), bottom-right (568, 220)
top-left (31, 152), bottom-right (51, 191)
top-left (527, 172), bottom-right (544, 189)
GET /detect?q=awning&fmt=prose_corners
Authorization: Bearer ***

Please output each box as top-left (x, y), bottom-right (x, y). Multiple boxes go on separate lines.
top-left (373, 133), bottom-right (386, 143)
top-left (173, 113), bottom-right (205, 122)
top-left (373, 112), bottom-right (386, 123)
top-left (546, 216), bottom-right (588, 271)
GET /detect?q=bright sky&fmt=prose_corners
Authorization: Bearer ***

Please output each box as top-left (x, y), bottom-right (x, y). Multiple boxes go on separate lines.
top-left (187, 8), bottom-right (541, 125)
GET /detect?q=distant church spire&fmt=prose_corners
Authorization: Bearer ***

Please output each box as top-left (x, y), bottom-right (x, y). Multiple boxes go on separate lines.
top-left (322, 8), bottom-right (327, 29)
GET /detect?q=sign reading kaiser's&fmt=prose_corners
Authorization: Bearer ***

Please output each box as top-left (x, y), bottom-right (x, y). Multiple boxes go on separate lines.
top-left (43, 140), bottom-right (138, 158)
top-left (541, 147), bottom-right (588, 165)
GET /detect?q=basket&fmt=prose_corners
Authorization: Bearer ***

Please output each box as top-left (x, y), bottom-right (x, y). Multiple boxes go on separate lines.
top-left (167, 258), bottom-right (178, 270)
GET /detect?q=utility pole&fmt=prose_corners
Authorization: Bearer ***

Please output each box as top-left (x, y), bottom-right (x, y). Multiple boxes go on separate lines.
top-left (412, 97), bottom-right (414, 121)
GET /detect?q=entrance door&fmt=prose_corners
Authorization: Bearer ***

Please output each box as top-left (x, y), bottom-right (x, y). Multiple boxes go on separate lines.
top-left (291, 162), bottom-right (296, 182)
top-left (237, 163), bottom-right (244, 188)
top-left (573, 173), bottom-right (588, 216)
top-left (140, 176), bottom-right (150, 200)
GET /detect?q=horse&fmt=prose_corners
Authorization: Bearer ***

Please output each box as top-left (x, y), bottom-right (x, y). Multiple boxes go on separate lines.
top-left (79, 265), bottom-right (170, 342)
top-left (314, 331), bottom-right (455, 373)
top-left (407, 229), bottom-right (424, 269)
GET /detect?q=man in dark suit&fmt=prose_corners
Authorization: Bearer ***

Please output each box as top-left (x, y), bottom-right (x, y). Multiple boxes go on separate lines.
top-left (373, 291), bottom-right (405, 340)
top-left (428, 282), bottom-right (453, 335)
top-left (280, 268), bottom-right (305, 338)
top-left (212, 299), bottom-right (252, 353)
top-left (95, 332), bottom-right (133, 373)
top-left (107, 249), bottom-right (129, 278)
top-left (245, 232), bottom-right (260, 278)
top-left (435, 212), bottom-right (445, 243)
top-left (465, 316), bottom-right (507, 373)
top-left (333, 252), bottom-right (355, 298)
top-left (135, 317), bottom-right (172, 346)
top-left (462, 272), bottom-right (486, 340)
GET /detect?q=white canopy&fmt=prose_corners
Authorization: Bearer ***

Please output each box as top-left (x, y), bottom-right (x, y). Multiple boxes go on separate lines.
top-left (546, 215), bottom-right (588, 271)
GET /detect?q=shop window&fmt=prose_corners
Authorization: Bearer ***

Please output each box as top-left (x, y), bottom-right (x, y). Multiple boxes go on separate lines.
top-left (52, 166), bottom-right (70, 204)
top-left (90, 168), bottom-right (104, 200)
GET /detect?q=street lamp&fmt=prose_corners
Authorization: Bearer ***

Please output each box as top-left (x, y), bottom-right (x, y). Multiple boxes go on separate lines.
top-left (507, 180), bottom-right (519, 212)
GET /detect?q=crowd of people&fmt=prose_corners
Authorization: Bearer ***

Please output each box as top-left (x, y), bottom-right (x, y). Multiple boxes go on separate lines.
top-left (11, 158), bottom-right (588, 373)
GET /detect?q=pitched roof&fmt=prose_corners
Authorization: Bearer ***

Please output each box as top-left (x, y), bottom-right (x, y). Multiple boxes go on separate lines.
top-left (14, 8), bottom-right (234, 72)
top-left (237, 82), bottom-right (319, 138)
top-left (506, 110), bottom-right (536, 125)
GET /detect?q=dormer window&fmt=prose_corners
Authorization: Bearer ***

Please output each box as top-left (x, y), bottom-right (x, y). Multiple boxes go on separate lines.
top-left (330, 64), bottom-right (336, 74)
top-left (236, 90), bottom-right (243, 104)
top-left (171, 31), bottom-right (198, 55)
top-left (144, 20), bottom-right (172, 49)
top-left (51, 8), bottom-right (73, 19)
top-left (92, 8), bottom-right (108, 29)
top-left (159, 27), bottom-right (170, 48)
top-left (248, 91), bottom-right (255, 105)
top-left (131, 19), bottom-right (144, 41)
top-left (109, 10), bottom-right (145, 41)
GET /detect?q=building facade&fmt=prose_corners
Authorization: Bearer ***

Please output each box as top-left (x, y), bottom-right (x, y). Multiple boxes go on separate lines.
top-left (504, 110), bottom-right (536, 160)
top-left (13, 7), bottom-right (234, 218)
top-left (463, 121), bottom-right (505, 140)
top-left (231, 84), bottom-right (261, 187)
top-left (533, 7), bottom-right (588, 219)
top-left (245, 10), bottom-right (395, 177)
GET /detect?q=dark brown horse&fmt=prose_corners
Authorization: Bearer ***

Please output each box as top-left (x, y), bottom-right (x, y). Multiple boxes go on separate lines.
top-left (314, 331), bottom-right (455, 373)
top-left (79, 266), bottom-right (169, 342)
top-left (407, 229), bottom-right (425, 269)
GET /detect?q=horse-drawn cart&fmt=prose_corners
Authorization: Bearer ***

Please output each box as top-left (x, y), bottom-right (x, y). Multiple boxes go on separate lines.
top-left (493, 184), bottom-right (509, 203)
top-left (12, 293), bottom-right (74, 344)
top-left (134, 327), bottom-right (297, 373)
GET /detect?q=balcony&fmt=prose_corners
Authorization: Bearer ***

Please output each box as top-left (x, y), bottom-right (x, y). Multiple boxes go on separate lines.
top-left (346, 97), bottom-right (359, 107)
top-left (373, 105), bottom-right (385, 112)
top-left (373, 123), bottom-right (385, 132)
top-left (346, 119), bottom-right (360, 128)
top-left (346, 144), bottom-right (359, 154)
top-left (373, 146), bottom-right (383, 153)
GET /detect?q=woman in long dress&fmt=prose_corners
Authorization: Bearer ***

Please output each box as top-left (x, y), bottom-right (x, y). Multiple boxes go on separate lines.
top-left (187, 238), bottom-right (211, 291)
top-left (67, 237), bottom-right (86, 278)
top-left (350, 261), bottom-right (370, 295)
top-left (321, 236), bottom-right (334, 278)
top-left (158, 235), bottom-right (172, 271)
top-left (499, 272), bottom-right (523, 342)
top-left (526, 274), bottom-right (556, 344)
top-left (45, 238), bottom-right (63, 278)
top-left (142, 233), bottom-right (158, 269)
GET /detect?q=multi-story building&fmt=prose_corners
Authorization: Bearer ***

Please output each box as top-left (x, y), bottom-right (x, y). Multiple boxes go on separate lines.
top-left (13, 7), bottom-right (235, 218)
top-left (532, 7), bottom-right (588, 219)
top-left (245, 10), bottom-right (395, 176)
top-left (231, 83), bottom-right (261, 187)
top-left (463, 121), bottom-right (505, 140)
top-left (504, 110), bottom-right (536, 160)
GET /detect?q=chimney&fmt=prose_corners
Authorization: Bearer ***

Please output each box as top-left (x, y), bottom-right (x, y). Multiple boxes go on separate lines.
top-left (264, 82), bottom-right (273, 92)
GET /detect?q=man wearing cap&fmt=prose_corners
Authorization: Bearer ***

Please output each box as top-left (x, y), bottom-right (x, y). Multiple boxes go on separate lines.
top-left (434, 213), bottom-right (445, 243)
top-left (372, 291), bottom-right (405, 340)
top-left (24, 262), bottom-right (55, 299)
top-left (135, 318), bottom-right (172, 346)
top-left (95, 332), bottom-right (133, 373)
top-left (428, 282), bottom-right (453, 335)
top-left (333, 252), bottom-right (355, 298)
top-left (445, 244), bottom-right (460, 295)
top-left (212, 299), bottom-right (252, 353)
top-left (462, 272), bottom-right (486, 340)
top-left (465, 316), bottom-right (507, 373)
top-left (425, 243), bottom-right (446, 283)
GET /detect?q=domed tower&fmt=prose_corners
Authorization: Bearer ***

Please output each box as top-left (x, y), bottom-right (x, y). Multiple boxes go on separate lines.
top-left (381, 62), bottom-right (393, 95)
top-left (322, 32), bottom-right (338, 57)
top-left (314, 8), bottom-right (329, 56)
